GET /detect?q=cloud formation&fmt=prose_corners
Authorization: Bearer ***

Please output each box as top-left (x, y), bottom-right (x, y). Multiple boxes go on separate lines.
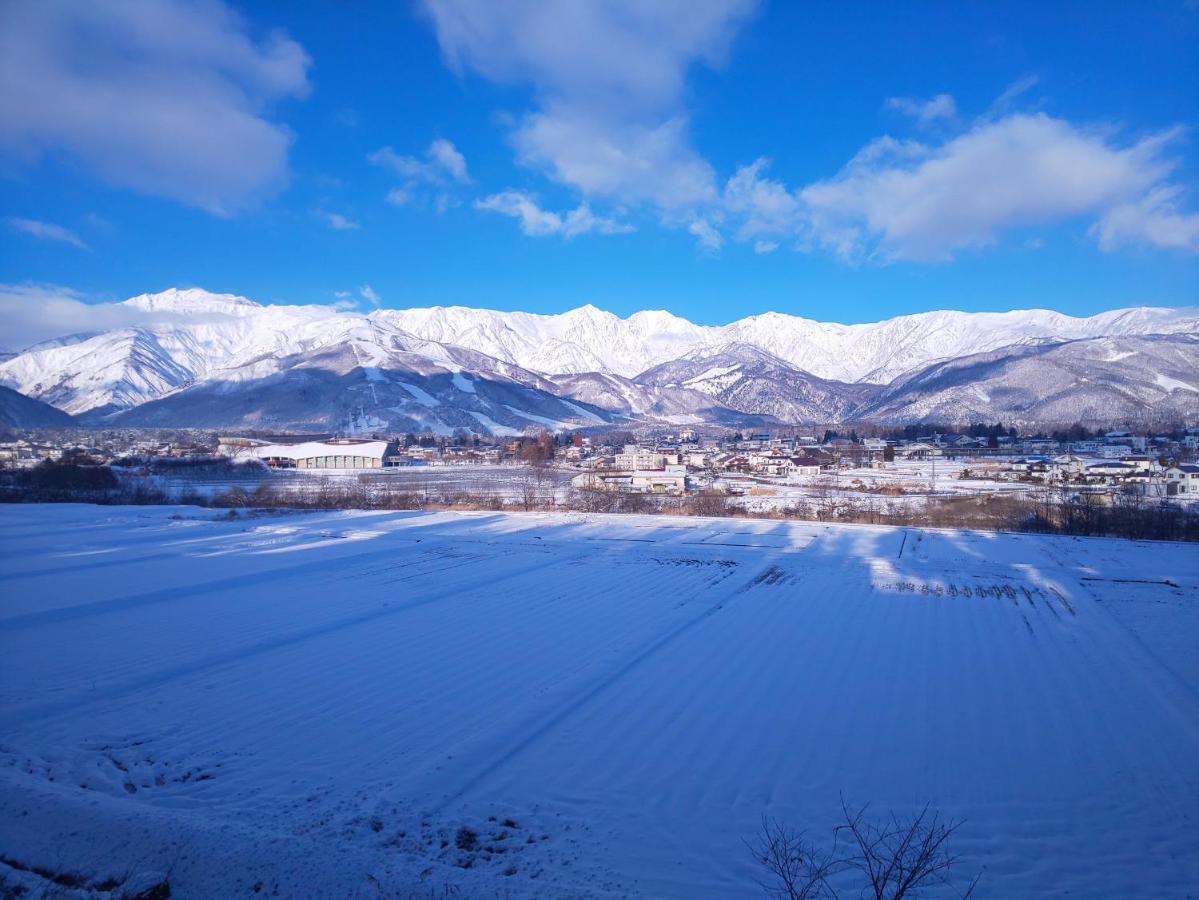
top-left (886, 93), bottom-right (956, 124)
top-left (369, 139), bottom-right (470, 186)
top-left (420, 0), bottom-right (756, 211)
top-left (359, 285), bottom-right (382, 307)
top-left (320, 212), bottom-right (361, 231)
top-left (370, 138), bottom-right (470, 211)
top-left (415, 7), bottom-right (1197, 263)
top-left (6, 217), bottom-right (89, 249)
top-left (0, 283), bottom-right (238, 352)
top-left (716, 111), bottom-right (1199, 260)
top-left (474, 191), bottom-right (633, 238)
top-left (1091, 185), bottom-right (1199, 253)
top-left (0, 0), bottom-right (311, 214)
top-left (688, 218), bottom-right (723, 253)
top-left (799, 114), bottom-right (1196, 260)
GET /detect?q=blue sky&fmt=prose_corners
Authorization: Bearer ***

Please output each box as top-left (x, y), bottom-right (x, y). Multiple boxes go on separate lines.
top-left (0, 0), bottom-right (1196, 326)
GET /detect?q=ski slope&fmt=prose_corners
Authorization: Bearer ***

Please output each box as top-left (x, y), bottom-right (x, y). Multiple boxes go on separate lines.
top-left (1, 506), bottom-right (1196, 897)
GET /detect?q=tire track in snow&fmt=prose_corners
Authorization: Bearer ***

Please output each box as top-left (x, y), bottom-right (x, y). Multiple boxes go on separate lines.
top-left (0, 545), bottom-right (606, 730)
top-left (0, 531), bottom-right (498, 631)
top-left (2, 549), bottom-right (190, 581)
top-left (429, 552), bottom-right (793, 814)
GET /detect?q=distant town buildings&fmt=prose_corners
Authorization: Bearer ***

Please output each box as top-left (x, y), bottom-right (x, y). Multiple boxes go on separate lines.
top-left (3, 421), bottom-right (1198, 507)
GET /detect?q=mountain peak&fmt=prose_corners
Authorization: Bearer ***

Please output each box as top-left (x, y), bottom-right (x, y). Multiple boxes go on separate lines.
top-left (562, 303), bottom-right (611, 319)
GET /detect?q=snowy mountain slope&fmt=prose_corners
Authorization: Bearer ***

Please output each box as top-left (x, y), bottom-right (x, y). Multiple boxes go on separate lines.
top-left (0, 290), bottom-right (356, 414)
top-left (719, 306), bottom-right (1199, 384)
top-left (0, 328), bottom-right (198, 416)
top-left (99, 333), bottom-right (619, 435)
top-left (633, 343), bottom-right (879, 423)
top-left (376, 304), bottom-right (714, 380)
top-left (379, 301), bottom-right (1198, 382)
top-left (544, 369), bottom-right (780, 426)
top-left (0, 386), bottom-right (75, 427)
top-left (0, 287), bottom-right (1194, 427)
top-left (854, 334), bottom-right (1199, 424)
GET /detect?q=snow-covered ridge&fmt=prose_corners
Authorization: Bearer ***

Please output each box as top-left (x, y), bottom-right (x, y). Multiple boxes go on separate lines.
top-left (377, 300), bottom-right (1199, 382)
top-left (0, 287), bottom-right (1194, 421)
top-left (378, 299), bottom-right (1194, 381)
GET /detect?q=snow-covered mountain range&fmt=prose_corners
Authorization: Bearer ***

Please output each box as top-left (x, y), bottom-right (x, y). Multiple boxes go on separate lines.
top-left (380, 302), bottom-right (1199, 383)
top-left (0, 288), bottom-right (1195, 430)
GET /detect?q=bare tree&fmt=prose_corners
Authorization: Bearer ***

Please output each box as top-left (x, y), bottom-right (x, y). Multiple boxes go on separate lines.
top-left (749, 818), bottom-right (839, 900)
top-left (836, 799), bottom-right (978, 900)
top-left (751, 800), bottom-right (980, 900)
top-left (518, 462), bottom-right (554, 511)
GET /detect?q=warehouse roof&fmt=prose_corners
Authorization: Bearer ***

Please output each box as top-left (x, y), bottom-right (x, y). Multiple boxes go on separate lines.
top-left (247, 440), bottom-right (391, 461)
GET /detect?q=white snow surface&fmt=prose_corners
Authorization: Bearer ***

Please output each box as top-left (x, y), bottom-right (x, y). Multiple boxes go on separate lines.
top-left (1156, 373), bottom-right (1197, 393)
top-left (1, 506), bottom-right (1197, 898)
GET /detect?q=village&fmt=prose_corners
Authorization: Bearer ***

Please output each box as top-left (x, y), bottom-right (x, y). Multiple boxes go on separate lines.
top-left (3, 422), bottom-right (1199, 504)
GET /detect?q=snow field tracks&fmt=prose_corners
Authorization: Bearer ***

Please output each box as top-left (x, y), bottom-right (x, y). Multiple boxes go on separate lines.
top-left (0, 507), bottom-right (1197, 897)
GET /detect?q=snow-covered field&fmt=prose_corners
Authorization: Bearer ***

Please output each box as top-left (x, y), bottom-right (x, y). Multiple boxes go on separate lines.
top-left (1, 505), bottom-right (1197, 897)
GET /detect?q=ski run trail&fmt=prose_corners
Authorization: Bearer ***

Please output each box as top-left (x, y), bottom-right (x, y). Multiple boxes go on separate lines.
top-left (1, 505), bottom-right (1196, 898)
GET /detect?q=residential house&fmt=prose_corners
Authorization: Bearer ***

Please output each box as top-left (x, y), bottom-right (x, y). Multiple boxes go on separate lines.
top-left (1165, 464), bottom-right (1199, 495)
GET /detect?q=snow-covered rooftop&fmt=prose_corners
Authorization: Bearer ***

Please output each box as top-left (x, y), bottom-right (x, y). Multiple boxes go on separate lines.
top-left (248, 439), bottom-right (390, 460)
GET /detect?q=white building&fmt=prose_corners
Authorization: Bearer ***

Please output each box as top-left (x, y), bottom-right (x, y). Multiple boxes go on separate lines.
top-left (1166, 464), bottom-right (1199, 495)
top-left (240, 439), bottom-right (395, 470)
top-left (573, 464), bottom-right (688, 495)
top-left (749, 452), bottom-right (791, 476)
top-left (615, 444), bottom-right (667, 471)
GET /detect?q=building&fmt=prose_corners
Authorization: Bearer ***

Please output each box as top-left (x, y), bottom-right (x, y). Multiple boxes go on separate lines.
top-left (1105, 431), bottom-right (1148, 451)
top-left (790, 456), bottom-right (823, 476)
top-left (614, 444), bottom-right (667, 471)
top-left (572, 464), bottom-right (688, 495)
top-left (1166, 464), bottom-right (1199, 495)
top-left (241, 439), bottom-right (396, 469)
top-left (1084, 460), bottom-right (1137, 482)
top-left (748, 451), bottom-right (792, 476)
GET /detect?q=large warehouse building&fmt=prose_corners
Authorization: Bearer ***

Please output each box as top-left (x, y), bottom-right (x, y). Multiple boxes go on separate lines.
top-left (229, 438), bottom-right (397, 470)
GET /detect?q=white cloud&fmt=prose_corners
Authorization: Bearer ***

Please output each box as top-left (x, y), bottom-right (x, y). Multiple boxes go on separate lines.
top-left (419, 0), bottom-right (756, 211)
top-left (6, 217), bottom-right (89, 249)
top-left (722, 158), bottom-right (800, 239)
top-left (320, 212), bottom-right (360, 231)
top-left (0, 283), bottom-right (240, 352)
top-left (474, 191), bottom-right (634, 238)
top-left (513, 109), bottom-right (716, 210)
top-left (988, 75), bottom-right (1040, 118)
top-left (369, 139), bottom-right (470, 185)
top-left (1091, 185), bottom-right (1199, 253)
top-left (753, 240), bottom-right (778, 254)
top-left (370, 139), bottom-right (470, 212)
top-left (711, 110), bottom-right (1199, 262)
top-left (428, 138), bottom-right (469, 182)
top-left (798, 114), bottom-right (1190, 260)
top-left (359, 285), bottom-right (382, 307)
top-left (0, 0), bottom-right (311, 214)
top-left (688, 218), bottom-right (723, 253)
top-left (886, 93), bottom-right (956, 124)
